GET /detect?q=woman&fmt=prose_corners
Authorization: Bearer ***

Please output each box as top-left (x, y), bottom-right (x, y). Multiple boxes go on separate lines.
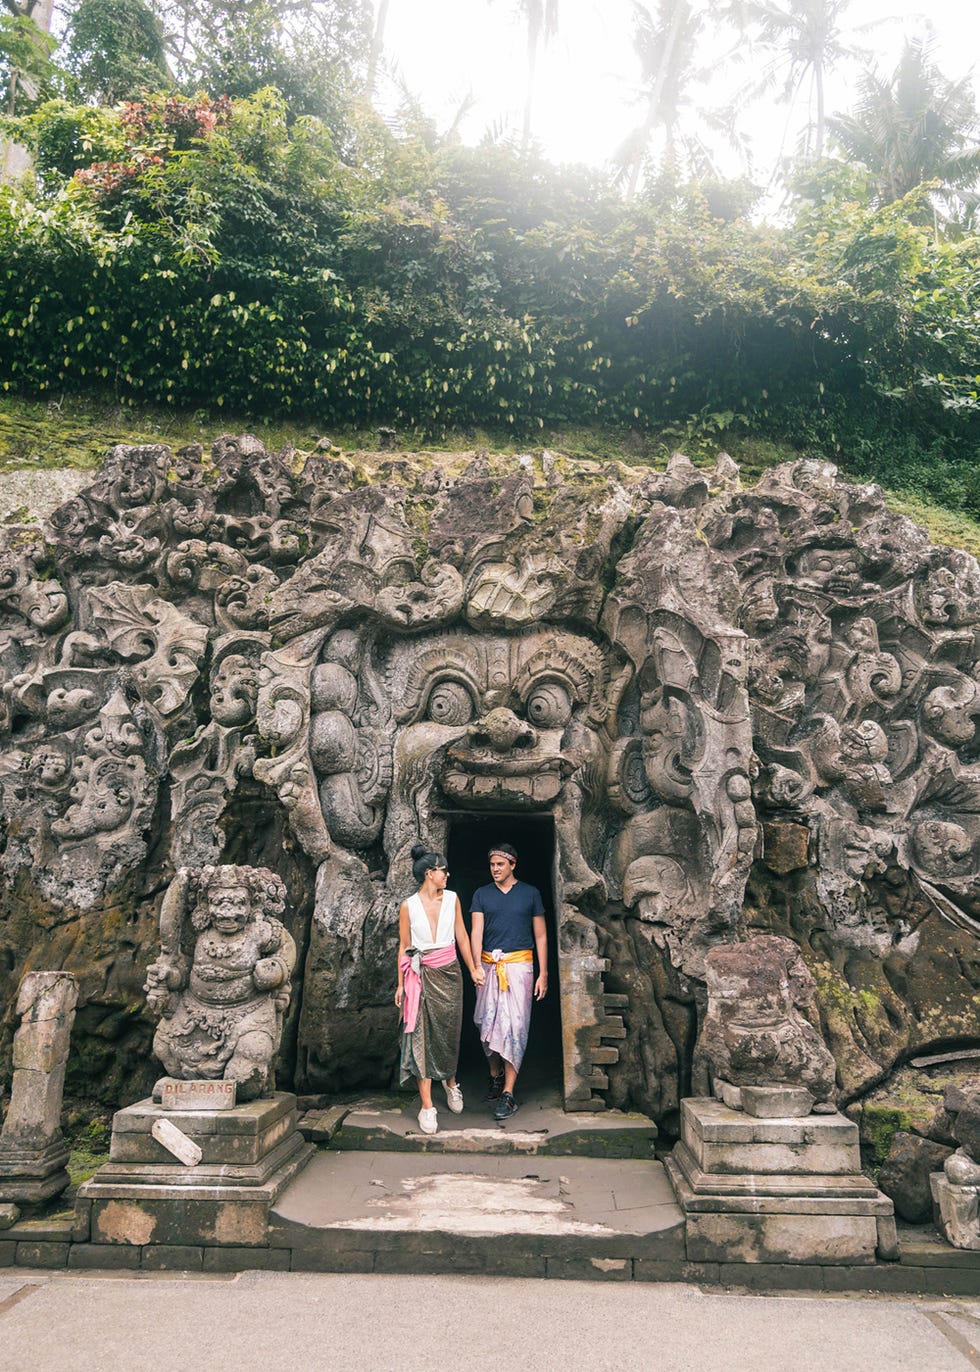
top-left (395, 843), bottom-right (485, 1134)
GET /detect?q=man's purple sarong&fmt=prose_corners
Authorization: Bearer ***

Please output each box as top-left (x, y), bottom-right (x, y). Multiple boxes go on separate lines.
top-left (474, 962), bottom-right (534, 1071)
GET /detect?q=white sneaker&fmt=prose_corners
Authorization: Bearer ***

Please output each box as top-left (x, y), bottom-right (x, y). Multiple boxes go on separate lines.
top-left (417, 1106), bottom-right (438, 1134)
top-left (443, 1080), bottom-right (464, 1114)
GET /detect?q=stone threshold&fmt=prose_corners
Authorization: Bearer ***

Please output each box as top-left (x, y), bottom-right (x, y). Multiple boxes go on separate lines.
top-left (304, 1092), bottom-right (659, 1158)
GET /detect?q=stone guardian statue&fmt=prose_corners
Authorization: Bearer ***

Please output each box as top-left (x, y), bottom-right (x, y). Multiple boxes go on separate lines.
top-left (144, 865), bottom-right (295, 1101)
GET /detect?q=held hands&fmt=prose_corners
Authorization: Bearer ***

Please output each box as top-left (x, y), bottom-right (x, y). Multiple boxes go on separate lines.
top-left (471, 965), bottom-right (486, 986)
top-left (534, 973), bottom-right (548, 1001)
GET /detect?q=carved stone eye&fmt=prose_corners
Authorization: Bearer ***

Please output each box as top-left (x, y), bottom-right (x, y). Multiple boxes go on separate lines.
top-left (426, 681), bottom-right (473, 726)
top-left (525, 682), bottom-right (572, 728)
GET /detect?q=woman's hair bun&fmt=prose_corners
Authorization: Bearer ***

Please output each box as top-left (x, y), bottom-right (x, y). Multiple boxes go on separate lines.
top-left (410, 842), bottom-right (428, 861)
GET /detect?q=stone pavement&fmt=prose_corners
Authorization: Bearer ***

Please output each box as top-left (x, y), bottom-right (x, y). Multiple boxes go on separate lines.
top-left (0, 1268), bottom-right (977, 1371)
top-left (270, 1150), bottom-right (684, 1275)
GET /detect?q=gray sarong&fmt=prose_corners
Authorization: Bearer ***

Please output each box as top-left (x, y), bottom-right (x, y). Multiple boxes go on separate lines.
top-left (399, 958), bottom-right (462, 1084)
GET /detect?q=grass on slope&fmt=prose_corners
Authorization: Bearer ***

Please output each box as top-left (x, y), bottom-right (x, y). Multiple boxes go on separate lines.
top-left (3, 392), bottom-right (980, 558)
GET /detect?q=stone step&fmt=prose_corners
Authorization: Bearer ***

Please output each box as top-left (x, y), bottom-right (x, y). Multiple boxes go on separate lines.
top-left (269, 1151), bottom-right (685, 1276)
top-left (309, 1089), bottom-right (658, 1159)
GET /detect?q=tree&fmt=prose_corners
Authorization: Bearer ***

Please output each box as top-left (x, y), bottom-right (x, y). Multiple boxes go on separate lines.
top-left (1, 0), bottom-right (56, 115)
top-left (1, 0), bottom-right (56, 178)
top-left (829, 38), bottom-right (980, 224)
top-left (365, 0), bottom-right (389, 97)
top-left (615, 0), bottom-right (720, 198)
top-left (488, 0), bottom-right (559, 153)
top-left (152, 1), bottom-right (370, 123)
top-left (63, 0), bottom-right (169, 105)
top-left (726, 0), bottom-right (856, 159)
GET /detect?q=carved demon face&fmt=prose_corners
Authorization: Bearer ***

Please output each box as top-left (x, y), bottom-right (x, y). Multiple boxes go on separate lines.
top-left (384, 628), bottom-right (609, 814)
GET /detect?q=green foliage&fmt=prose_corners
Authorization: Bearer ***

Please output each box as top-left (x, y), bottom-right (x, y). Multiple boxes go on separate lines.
top-left (1, 89), bottom-right (978, 511)
top-left (63, 0), bottom-right (170, 105)
top-left (0, 12), bottom-right (58, 113)
top-left (829, 38), bottom-right (980, 224)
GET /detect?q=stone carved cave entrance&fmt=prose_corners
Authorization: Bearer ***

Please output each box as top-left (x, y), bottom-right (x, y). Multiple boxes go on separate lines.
top-left (445, 815), bottom-right (561, 1093)
top-left (444, 814), bottom-right (625, 1111)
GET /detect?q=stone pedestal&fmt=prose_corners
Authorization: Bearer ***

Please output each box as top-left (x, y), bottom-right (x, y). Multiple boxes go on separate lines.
top-left (666, 1098), bottom-right (897, 1265)
top-left (76, 1092), bottom-right (313, 1249)
top-left (0, 971), bottom-right (78, 1204)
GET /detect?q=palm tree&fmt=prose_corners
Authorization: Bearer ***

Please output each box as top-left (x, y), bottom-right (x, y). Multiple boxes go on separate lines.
top-left (488, 0), bottom-right (559, 153)
top-left (727, 0), bottom-right (856, 159)
top-left (365, 0), bottom-right (389, 97)
top-left (829, 38), bottom-right (980, 216)
top-left (616, 0), bottom-right (712, 198)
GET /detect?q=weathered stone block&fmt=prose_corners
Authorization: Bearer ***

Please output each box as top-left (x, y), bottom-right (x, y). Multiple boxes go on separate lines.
top-left (685, 1212), bottom-right (878, 1265)
top-left (202, 1246), bottom-right (291, 1273)
top-left (140, 1244), bottom-right (204, 1271)
top-left (15, 1240), bottom-right (70, 1268)
top-left (681, 1099), bottom-right (861, 1175)
top-left (931, 1173), bottom-right (980, 1250)
top-left (761, 821), bottom-right (810, 874)
top-left (67, 1243), bottom-right (142, 1270)
top-left (740, 1086), bottom-right (814, 1118)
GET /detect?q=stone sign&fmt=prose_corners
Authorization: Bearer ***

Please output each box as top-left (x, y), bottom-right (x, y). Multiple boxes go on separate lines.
top-left (159, 1078), bottom-right (236, 1111)
top-left (151, 1116), bottom-right (203, 1167)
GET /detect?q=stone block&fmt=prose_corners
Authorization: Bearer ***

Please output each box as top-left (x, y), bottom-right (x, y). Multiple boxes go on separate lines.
top-left (685, 1212), bottom-right (878, 1265)
top-left (718, 1262), bottom-right (828, 1291)
top-left (0, 1139), bottom-right (72, 1204)
top-left (108, 1094), bottom-right (297, 1169)
top-left (761, 820), bottom-right (809, 874)
top-left (0, 1203), bottom-right (20, 1229)
top-left (740, 1086), bottom-right (814, 1119)
top-left (931, 1173), bottom-right (980, 1250)
top-left (68, 1244), bottom-right (142, 1270)
top-left (680, 1099), bottom-right (861, 1175)
top-left (0, 1239), bottom-right (17, 1266)
top-left (202, 1246), bottom-right (291, 1273)
top-left (15, 1241), bottom-right (69, 1268)
top-left (632, 1259), bottom-right (720, 1285)
top-left (140, 1244), bottom-right (204, 1272)
top-left (545, 1255), bottom-right (632, 1281)
top-left (89, 1194), bottom-right (271, 1248)
top-left (159, 1079), bottom-right (237, 1112)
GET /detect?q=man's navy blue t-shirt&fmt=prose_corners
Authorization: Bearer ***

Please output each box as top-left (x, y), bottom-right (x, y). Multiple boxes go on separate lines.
top-left (470, 880), bottom-right (545, 953)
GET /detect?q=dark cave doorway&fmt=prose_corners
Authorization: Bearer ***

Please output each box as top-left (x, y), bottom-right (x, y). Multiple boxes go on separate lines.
top-left (445, 814), bottom-right (562, 1096)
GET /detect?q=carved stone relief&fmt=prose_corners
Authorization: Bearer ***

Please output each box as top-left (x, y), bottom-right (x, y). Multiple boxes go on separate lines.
top-left (0, 439), bottom-right (977, 1125)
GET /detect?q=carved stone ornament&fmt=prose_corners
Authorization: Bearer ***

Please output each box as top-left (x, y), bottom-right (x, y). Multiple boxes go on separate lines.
top-left (0, 439), bottom-right (977, 1123)
top-left (697, 935), bottom-right (838, 1114)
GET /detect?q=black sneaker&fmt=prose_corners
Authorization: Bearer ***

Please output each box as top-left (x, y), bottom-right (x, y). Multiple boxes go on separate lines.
top-left (484, 1072), bottom-right (505, 1102)
top-left (494, 1091), bottom-right (519, 1121)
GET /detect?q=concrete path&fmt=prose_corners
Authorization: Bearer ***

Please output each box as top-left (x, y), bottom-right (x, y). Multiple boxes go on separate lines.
top-left (0, 1268), bottom-right (977, 1371)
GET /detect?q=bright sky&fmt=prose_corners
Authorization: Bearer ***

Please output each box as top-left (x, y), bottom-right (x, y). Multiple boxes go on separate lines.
top-left (378, 0), bottom-right (980, 183)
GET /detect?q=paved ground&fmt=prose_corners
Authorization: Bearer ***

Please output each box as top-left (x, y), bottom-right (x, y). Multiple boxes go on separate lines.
top-left (0, 1268), bottom-right (977, 1371)
top-left (274, 1150), bottom-right (683, 1237)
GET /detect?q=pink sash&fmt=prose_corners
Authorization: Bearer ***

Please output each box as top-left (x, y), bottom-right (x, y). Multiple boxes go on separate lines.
top-left (399, 943), bottom-right (458, 1034)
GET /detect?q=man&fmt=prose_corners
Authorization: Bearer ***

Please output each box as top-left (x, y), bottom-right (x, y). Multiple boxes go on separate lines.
top-left (470, 844), bottom-right (548, 1120)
